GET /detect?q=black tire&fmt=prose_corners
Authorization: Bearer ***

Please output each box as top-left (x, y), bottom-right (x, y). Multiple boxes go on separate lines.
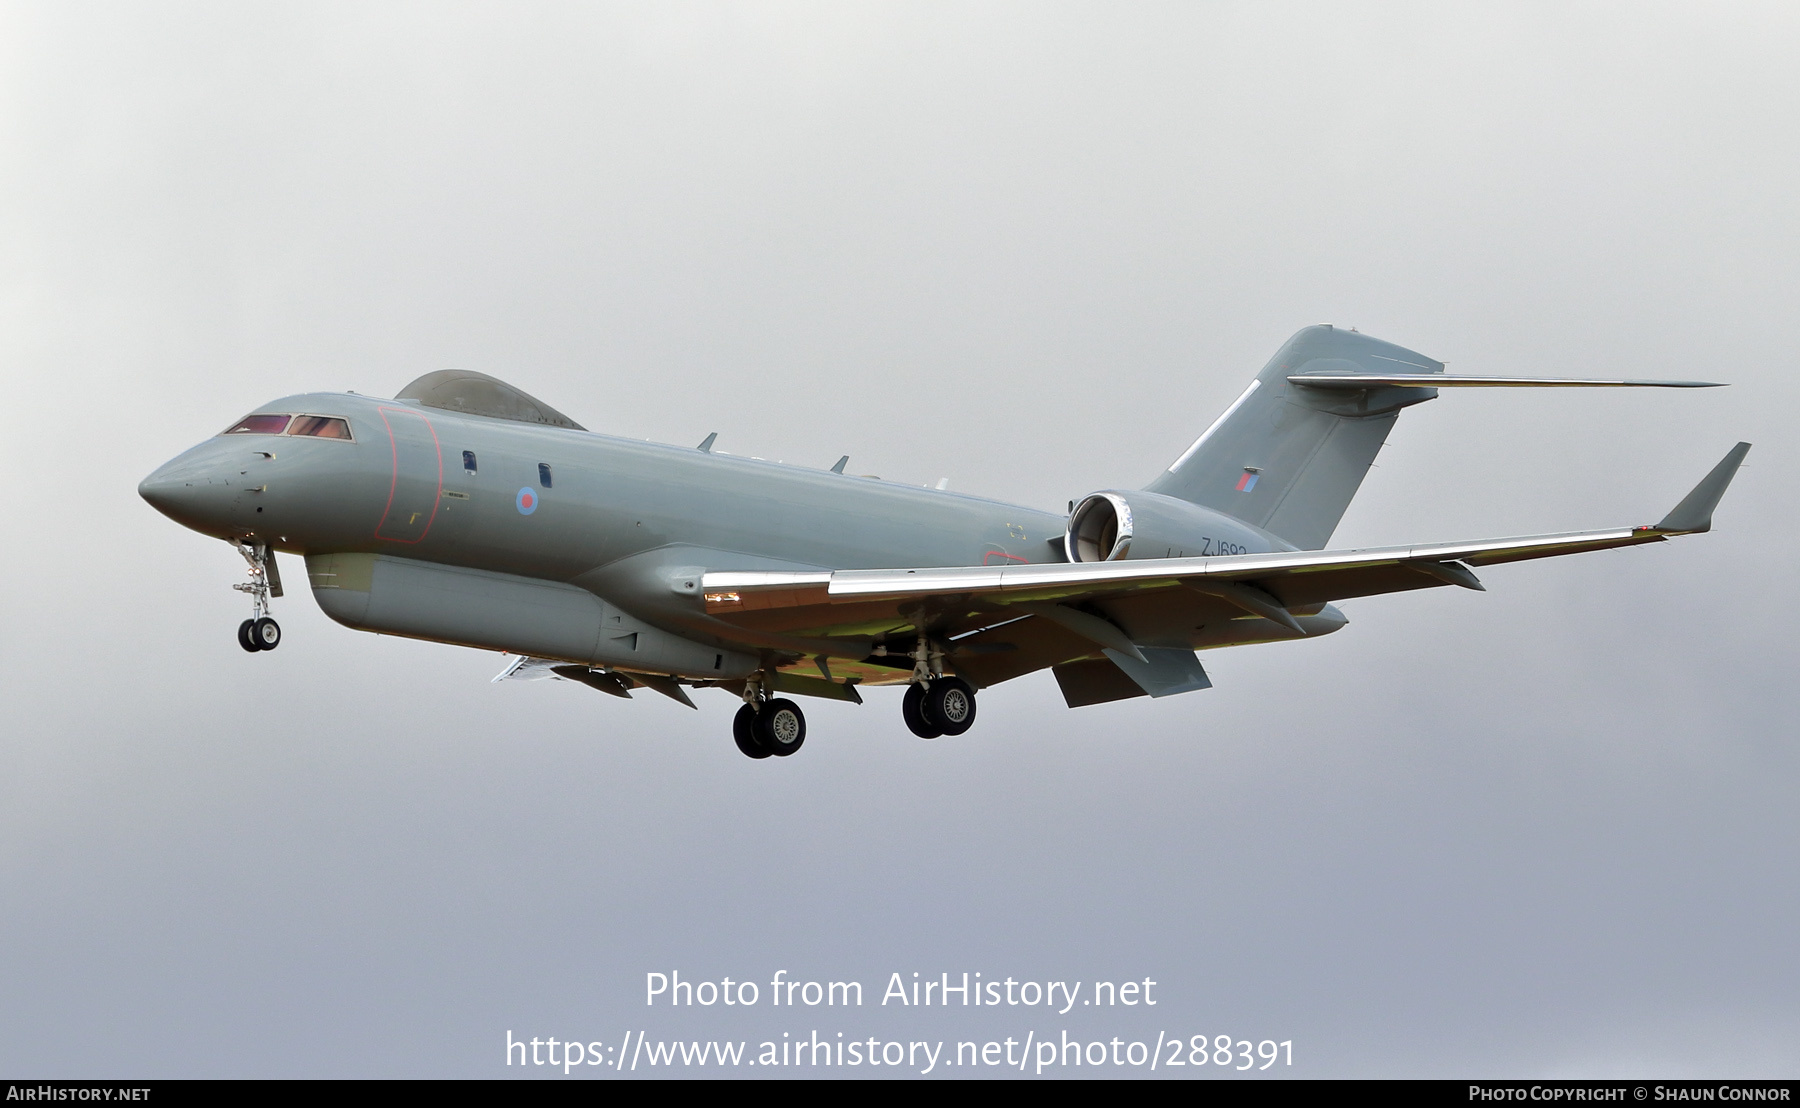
top-left (754, 698), bottom-right (806, 756)
top-left (733, 703), bottom-right (770, 759)
top-left (924, 676), bottom-right (977, 736)
top-left (902, 683), bottom-right (943, 739)
top-left (251, 616), bottom-right (281, 651)
top-left (237, 619), bottom-right (260, 653)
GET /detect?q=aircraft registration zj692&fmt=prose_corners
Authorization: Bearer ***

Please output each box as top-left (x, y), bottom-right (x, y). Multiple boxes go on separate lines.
top-left (141, 326), bottom-right (1749, 759)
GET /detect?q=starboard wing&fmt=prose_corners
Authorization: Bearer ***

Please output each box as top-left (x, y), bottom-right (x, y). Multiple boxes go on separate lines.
top-left (696, 443), bottom-right (1751, 683)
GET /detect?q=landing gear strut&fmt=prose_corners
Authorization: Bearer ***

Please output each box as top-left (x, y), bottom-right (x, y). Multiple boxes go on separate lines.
top-left (233, 540), bottom-right (281, 652)
top-left (733, 677), bottom-right (806, 759)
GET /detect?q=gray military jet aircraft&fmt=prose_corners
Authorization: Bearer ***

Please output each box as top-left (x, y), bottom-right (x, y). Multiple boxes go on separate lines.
top-left (141, 326), bottom-right (1748, 759)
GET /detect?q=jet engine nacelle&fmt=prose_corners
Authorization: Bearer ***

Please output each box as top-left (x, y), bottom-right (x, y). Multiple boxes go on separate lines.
top-left (1064, 489), bottom-right (1282, 562)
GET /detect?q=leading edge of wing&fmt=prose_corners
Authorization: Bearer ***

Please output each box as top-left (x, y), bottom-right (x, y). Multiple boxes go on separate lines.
top-left (704, 526), bottom-right (1654, 606)
top-left (700, 442), bottom-right (1748, 608)
top-left (1288, 373), bottom-right (1726, 388)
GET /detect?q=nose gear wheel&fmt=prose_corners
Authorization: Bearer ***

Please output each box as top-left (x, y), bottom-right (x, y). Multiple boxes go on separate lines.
top-left (250, 616), bottom-right (281, 650)
top-left (231, 541), bottom-right (281, 652)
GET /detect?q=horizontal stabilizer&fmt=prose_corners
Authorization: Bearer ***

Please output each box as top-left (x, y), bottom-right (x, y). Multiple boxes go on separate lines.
top-left (1290, 373), bottom-right (1725, 389)
top-left (1654, 442), bottom-right (1752, 534)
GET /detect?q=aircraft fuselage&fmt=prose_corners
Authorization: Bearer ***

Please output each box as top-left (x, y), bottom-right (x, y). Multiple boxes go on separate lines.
top-left (140, 390), bottom-right (1293, 673)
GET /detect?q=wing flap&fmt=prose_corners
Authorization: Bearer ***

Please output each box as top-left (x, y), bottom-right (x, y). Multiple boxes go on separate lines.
top-left (1054, 657), bottom-right (1152, 707)
top-left (950, 616), bottom-right (1107, 689)
top-left (1104, 647), bottom-right (1213, 697)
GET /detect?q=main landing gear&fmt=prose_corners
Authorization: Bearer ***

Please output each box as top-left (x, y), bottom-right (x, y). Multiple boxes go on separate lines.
top-left (729, 643), bottom-right (981, 758)
top-left (902, 677), bottom-right (977, 739)
top-left (892, 634), bottom-right (977, 739)
top-left (733, 681), bottom-right (806, 760)
top-left (232, 540), bottom-right (281, 652)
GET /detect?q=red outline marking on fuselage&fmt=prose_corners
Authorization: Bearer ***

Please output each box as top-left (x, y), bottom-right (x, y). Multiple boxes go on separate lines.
top-left (373, 406), bottom-right (443, 544)
top-left (983, 550), bottom-right (1028, 565)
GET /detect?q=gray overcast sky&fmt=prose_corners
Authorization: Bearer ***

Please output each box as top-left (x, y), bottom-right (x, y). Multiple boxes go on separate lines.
top-left (2, 1), bottom-right (1796, 1078)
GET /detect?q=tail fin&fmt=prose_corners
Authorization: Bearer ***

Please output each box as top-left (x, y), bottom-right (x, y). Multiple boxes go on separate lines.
top-left (1147, 326), bottom-right (1442, 549)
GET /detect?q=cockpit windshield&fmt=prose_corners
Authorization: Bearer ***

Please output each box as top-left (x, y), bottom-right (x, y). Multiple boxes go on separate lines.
top-left (220, 413), bottom-right (354, 439)
top-left (288, 415), bottom-right (353, 439)
top-left (223, 414), bottom-right (292, 435)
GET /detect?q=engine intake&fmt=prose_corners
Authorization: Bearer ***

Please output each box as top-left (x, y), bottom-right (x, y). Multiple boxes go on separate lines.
top-left (1066, 493), bottom-right (1133, 562)
top-left (1063, 489), bottom-right (1278, 563)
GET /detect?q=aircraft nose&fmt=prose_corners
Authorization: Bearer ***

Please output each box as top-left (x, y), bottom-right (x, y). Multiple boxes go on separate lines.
top-left (139, 450), bottom-right (236, 532)
top-left (137, 468), bottom-right (189, 516)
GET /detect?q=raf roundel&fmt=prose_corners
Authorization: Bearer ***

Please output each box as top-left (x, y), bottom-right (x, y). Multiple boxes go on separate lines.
top-left (516, 487), bottom-right (538, 515)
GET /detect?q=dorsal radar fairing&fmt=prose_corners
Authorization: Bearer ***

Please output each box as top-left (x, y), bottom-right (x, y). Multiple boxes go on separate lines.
top-left (396, 369), bottom-right (586, 431)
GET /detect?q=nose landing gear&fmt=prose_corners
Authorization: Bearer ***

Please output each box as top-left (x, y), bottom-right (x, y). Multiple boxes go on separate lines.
top-left (237, 617), bottom-right (281, 652)
top-left (232, 540), bottom-right (282, 652)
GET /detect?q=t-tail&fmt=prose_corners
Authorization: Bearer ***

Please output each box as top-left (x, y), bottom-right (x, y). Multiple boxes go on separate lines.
top-left (1145, 325), bottom-right (1723, 550)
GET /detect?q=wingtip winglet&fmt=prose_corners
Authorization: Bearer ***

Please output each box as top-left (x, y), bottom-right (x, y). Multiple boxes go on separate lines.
top-left (1653, 442), bottom-right (1752, 534)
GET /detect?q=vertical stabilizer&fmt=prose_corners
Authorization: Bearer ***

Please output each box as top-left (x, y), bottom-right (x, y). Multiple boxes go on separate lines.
top-left (1146, 326), bottom-right (1442, 549)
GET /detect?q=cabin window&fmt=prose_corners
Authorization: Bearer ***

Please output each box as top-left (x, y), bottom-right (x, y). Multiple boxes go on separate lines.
top-left (538, 463), bottom-right (553, 488)
top-left (222, 414), bottom-right (291, 436)
top-left (463, 450), bottom-right (478, 473)
top-left (287, 415), bottom-right (353, 440)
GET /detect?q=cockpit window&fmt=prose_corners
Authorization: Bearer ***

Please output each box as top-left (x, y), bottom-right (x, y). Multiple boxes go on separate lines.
top-left (223, 414), bottom-right (292, 435)
top-left (287, 415), bottom-right (353, 440)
